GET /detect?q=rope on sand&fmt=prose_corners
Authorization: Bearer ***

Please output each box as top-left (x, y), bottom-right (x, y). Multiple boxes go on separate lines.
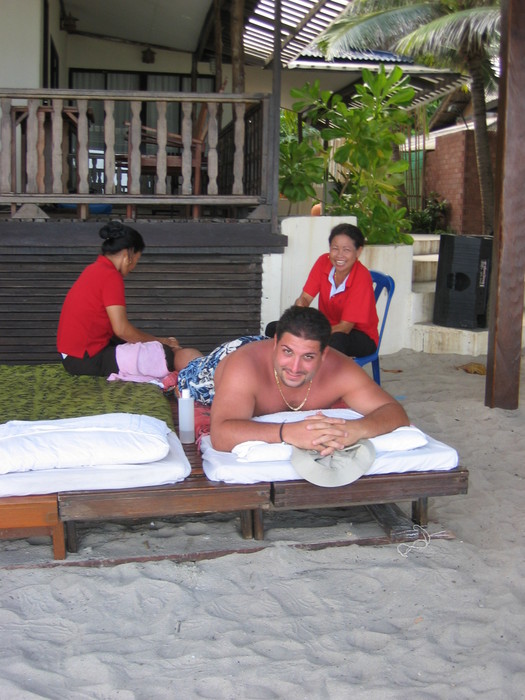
top-left (397, 525), bottom-right (449, 557)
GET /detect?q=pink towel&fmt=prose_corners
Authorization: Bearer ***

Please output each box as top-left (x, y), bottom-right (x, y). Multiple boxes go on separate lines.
top-left (107, 341), bottom-right (169, 384)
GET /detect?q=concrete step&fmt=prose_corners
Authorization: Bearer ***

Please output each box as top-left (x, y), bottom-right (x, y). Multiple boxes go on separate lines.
top-left (411, 322), bottom-right (489, 355)
top-left (411, 313), bottom-right (525, 355)
top-left (412, 253), bottom-right (438, 283)
top-left (411, 282), bottom-right (435, 324)
top-left (412, 233), bottom-right (441, 256)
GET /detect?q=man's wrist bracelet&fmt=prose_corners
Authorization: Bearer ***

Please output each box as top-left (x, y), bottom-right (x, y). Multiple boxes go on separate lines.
top-left (279, 422), bottom-right (286, 443)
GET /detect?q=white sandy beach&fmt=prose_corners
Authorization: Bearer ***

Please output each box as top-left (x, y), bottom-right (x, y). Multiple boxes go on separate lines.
top-left (1, 349), bottom-right (524, 699)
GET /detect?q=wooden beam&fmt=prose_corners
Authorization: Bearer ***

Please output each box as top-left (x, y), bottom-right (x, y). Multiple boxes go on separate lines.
top-left (485, 0), bottom-right (525, 409)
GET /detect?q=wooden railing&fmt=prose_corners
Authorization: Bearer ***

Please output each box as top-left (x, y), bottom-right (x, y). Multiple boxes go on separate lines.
top-left (0, 88), bottom-right (271, 219)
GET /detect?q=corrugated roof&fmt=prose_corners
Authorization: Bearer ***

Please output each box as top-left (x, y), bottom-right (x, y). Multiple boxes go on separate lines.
top-left (243, 0), bottom-right (349, 66)
top-left (298, 45), bottom-right (414, 65)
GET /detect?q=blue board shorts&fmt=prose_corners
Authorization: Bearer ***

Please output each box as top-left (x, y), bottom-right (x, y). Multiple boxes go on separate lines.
top-left (177, 335), bottom-right (266, 405)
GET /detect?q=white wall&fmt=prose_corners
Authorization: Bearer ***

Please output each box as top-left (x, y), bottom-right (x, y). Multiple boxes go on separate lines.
top-left (262, 217), bottom-right (413, 354)
top-left (0, 0), bottom-right (41, 88)
top-left (245, 66), bottom-right (362, 110)
top-left (66, 34), bottom-right (210, 76)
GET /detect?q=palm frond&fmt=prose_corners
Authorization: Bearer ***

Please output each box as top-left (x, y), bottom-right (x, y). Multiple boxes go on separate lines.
top-left (319, 4), bottom-right (442, 57)
top-left (395, 8), bottom-right (501, 60)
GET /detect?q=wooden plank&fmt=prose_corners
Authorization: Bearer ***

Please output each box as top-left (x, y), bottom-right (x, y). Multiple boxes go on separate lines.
top-left (233, 102), bottom-right (245, 195)
top-left (181, 102), bottom-right (193, 195)
top-left (485, 0), bottom-right (525, 409)
top-left (128, 100), bottom-right (142, 195)
top-left (51, 99), bottom-right (63, 194)
top-left (58, 480), bottom-right (270, 521)
top-left (76, 99), bottom-right (89, 195)
top-left (207, 102), bottom-right (219, 196)
top-left (0, 494), bottom-right (66, 559)
top-left (0, 98), bottom-right (11, 192)
top-left (104, 99), bottom-right (116, 195)
top-left (271, 468), bottom-right (469, 510)
top-left (366, 503), bottom-right (420, 542)
top-left (36, 107), bottom-right (46, 194)
top-left (155, 101), bottom-right (168, 195)
top-left (26, 100), bottom-right (39, 193)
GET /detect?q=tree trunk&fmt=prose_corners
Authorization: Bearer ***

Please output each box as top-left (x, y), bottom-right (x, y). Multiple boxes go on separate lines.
top-left (468, 55), bottom-right (495, 236)
top-left (230, 0), bottom-right (245, 93)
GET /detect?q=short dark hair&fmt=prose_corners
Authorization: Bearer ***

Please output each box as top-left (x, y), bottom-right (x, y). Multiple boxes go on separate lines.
top-left (328, 222), bottom-right (365, 249)
top-left (275, 306), bottom-right (332, 352)
top-left (99, 221), bottom-right (145, 255)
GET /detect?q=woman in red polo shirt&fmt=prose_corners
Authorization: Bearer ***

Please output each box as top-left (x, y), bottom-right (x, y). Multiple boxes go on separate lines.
top-left (266, 223), bottom-right (378, 357)
top-left (57, 221), bottom-right (200, 376)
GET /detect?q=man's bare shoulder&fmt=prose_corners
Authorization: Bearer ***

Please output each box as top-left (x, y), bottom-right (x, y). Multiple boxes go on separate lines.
top-left (320, 347), bottom-right (362, 375)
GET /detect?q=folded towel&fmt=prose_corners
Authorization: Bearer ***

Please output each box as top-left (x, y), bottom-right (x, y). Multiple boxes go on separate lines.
top-left (108, 341), bottom-right (169, 383)
top-left (252, 410), bottom-right (428, 453)
top-left (369, 426), bottom-right (427, 452)
top-left (232, 441), bottom-right (293, 462)
top-left (232, 426), bottom-right (427, 461)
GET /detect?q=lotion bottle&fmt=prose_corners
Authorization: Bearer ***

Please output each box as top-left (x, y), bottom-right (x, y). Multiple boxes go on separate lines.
top-left (178, 388), bottom-right (195, 443)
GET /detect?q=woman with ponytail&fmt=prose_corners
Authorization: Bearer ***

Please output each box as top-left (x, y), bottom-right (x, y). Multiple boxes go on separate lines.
top-left (57, 221), bottom-right (201, 377)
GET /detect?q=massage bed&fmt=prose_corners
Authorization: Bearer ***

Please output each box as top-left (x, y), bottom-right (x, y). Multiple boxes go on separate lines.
top-left (0, 366), bottom-right (468, 559)
top-left (200, 409), bottom-right (469, 541)
top-left (0, 364), bottom-right (269, 558)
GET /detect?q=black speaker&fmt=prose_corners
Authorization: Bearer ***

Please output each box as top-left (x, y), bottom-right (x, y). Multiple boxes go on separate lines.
top-left (433, 234), bottom-right (492, 329)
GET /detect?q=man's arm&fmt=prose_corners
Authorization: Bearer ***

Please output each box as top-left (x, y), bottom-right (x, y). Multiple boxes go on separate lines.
top-left (306, 366), bottom-right (409, 454)
top-left (106, 305), bottom-right (180, 349)
top-left (210, 352), bottom-right (282, 451)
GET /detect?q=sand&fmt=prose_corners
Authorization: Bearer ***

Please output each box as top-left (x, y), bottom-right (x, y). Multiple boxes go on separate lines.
top-left (1, 349), bottom-right (524, 699)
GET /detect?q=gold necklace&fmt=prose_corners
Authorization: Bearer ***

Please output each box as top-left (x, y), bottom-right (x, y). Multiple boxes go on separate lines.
top-left (273, 368), bottom-right (313, 411)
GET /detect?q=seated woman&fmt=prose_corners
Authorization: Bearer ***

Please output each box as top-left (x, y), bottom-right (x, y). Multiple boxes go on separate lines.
top-left (57, 221), bottom-right (201, 377)
top-left (266, 222), bottom-right (378, 358)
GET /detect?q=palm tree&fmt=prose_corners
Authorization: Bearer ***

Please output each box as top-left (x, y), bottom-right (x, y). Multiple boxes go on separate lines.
top-left (318, 0), bottom-right (500, 236)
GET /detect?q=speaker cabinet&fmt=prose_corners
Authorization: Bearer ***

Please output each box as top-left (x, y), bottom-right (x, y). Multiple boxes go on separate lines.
top-left (433, 234), bottom-right (492, 329)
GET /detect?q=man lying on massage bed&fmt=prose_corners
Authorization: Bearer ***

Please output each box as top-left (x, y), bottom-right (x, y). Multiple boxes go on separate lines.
top-left (210, 306), bottom-right (409, 458)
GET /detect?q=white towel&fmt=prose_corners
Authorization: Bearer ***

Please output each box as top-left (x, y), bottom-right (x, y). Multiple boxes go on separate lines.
top-left (232, 441), bottom-right (293, 462)
top-left (201, 408), bottom-right (457, 484)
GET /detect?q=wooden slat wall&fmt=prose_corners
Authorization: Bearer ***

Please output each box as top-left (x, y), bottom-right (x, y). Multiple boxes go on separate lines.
top-left (0, 249), bottom-right (263, 364)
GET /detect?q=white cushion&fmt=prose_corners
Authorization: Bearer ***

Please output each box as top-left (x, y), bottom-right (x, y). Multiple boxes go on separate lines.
top-left (201, 409), bottom-right (458, 484)
top-left (0, 413), bottom-right (170, 474)
top-left (0, 431), bottom-right (191, 497)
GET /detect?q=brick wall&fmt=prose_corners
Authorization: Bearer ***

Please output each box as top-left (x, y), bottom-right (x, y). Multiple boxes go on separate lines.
top-left (424, 130), bottom-right (497, 235)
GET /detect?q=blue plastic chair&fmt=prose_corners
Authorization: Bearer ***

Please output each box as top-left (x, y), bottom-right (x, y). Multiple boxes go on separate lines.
top-left (354, 270), bottom-right (395, 386)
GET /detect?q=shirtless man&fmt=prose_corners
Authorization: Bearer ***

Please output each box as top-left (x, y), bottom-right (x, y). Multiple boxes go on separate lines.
top-left (210, 306), bottom-right (409, 455)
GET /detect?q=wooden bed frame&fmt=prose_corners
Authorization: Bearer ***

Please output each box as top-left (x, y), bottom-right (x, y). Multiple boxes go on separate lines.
top-left (0, 441), bottom-right (468, 559)
top-left (0, 382), bottom-right (469, 560)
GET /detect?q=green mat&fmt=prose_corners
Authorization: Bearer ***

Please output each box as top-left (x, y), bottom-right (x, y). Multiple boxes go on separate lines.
top-left (0, 364), bottom-right (174, 430)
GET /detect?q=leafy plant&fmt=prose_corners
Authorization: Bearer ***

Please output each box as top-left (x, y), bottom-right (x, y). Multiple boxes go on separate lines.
top-left (278, 139), bottom-right (325, 208)
top-left (288, 66), bottom-right (415, 244)
top-left (317, 0), bottom-right (501, 237)
top-left (408, 192), bottom-right (449, 232)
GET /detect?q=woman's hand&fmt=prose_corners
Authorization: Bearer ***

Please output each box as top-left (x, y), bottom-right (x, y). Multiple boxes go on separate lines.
top-left (159, 336), bottom-right (181, 350)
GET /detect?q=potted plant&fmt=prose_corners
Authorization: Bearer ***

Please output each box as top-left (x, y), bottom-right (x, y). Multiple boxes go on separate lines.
top-left (408, 192), bottom-right (450, 233)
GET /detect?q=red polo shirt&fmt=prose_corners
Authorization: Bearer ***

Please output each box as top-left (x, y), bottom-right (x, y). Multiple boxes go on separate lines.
top-left (303, 255), bottom-right (379, 345)
top-left (57, 255), bottom-right (126, 358)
